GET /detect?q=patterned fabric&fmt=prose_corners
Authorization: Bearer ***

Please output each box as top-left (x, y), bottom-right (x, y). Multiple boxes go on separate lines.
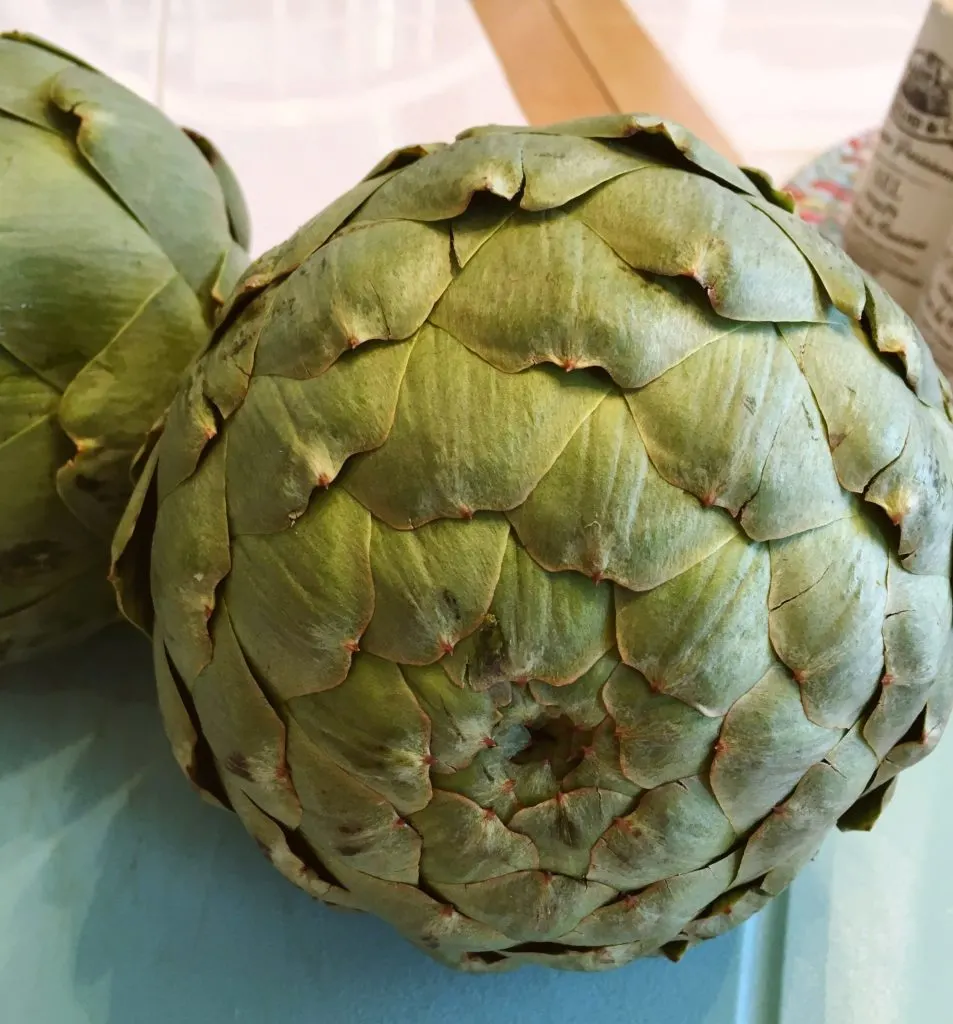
top-left (785, 132), bottom-right (876, 245)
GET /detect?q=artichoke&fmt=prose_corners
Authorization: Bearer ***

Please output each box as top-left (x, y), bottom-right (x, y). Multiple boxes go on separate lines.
top-left (0, 32), bottom-right (249, 665)
top-left (114, 115), bottom-right (953, 972)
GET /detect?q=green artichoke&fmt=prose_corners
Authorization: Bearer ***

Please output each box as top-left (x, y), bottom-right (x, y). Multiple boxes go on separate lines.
top-left (114, 114), bottom-right (953, 972)
top-left (0, 32), bottom-right (250, 666)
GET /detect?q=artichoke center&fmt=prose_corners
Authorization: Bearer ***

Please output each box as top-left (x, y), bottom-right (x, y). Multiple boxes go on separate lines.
top-left (509, 712), bottom-right (592, 779)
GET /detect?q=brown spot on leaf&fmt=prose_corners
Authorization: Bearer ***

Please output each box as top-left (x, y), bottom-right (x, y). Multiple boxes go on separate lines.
top-left (73, 474), bottom-right (104, 494)
top-left (225, 752), bottom-right (254, 781)
top-left (0, 539), bottom-right (69, 583)
top-left (440, 588), bottom-right (461, 621)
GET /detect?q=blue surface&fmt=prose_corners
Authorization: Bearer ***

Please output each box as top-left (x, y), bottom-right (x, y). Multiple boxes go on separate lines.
top-left (0, 628), bottom-right (751, 1024)
top-left (777, 715), bottom-right (953, 1024)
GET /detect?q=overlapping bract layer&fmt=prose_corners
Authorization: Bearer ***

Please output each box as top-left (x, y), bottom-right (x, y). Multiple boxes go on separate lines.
top-left (115, 115), bottom-right (953, 971)
top-left (0, 32), bottom-right (249, 664)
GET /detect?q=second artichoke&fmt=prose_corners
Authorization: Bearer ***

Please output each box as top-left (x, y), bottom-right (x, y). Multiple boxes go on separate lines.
top-left (0, 31), bottom-right (249, 666)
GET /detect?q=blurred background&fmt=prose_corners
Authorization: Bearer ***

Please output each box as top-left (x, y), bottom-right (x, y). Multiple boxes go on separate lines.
top-left (1, 0), bottom-right (931, 253)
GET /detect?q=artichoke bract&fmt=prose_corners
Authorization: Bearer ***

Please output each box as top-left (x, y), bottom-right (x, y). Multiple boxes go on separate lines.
top-left (114, 115), bottom-right (953, 972)
top-left (0, 32), bottom-right (249, 665)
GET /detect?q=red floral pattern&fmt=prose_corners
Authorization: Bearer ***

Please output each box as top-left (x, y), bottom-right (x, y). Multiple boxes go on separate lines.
top-left (785, 132), bottom-right (876, 245)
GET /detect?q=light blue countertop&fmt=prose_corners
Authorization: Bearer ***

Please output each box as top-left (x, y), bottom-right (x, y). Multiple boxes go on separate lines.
top-left (5, 600), bottom-right (953, 1024)
top-left (0, 628), bottom-right (757, 1024)
top-left (5, 626), bottom-right (951, 1023)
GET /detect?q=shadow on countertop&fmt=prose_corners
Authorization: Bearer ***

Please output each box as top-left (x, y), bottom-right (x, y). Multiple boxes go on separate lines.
top-left (0, 627), bottom-right (745, 1024)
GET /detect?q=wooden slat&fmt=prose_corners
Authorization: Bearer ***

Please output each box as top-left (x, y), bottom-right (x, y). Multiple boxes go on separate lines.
top-left (470, 0), bottom-right (614, 124)
top-left (472, 0), bottom-right (739, 161)
top-left (553, 0), bottom-right (738, 160)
